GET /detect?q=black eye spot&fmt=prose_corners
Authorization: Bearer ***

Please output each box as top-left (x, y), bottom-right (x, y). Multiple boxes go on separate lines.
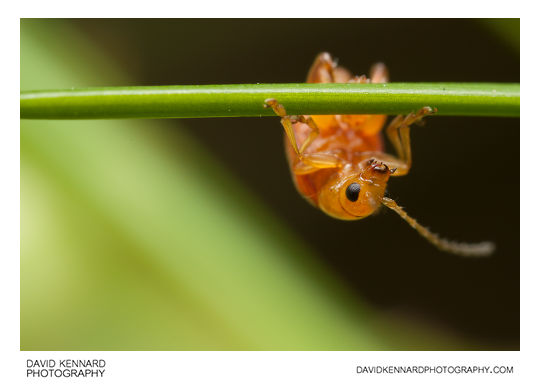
top-left (345, 183), bottom-right (361, 202)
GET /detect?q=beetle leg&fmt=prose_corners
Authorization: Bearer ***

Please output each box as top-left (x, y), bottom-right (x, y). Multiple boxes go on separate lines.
top-left (265, 98), bottom-right (343, 173)
top-left (264, 99), bottom-right (319, 156)
top-left (293, 152), bottom-right (343, 174)
top-left (264, 98), bottom-right (303, 155)
top-left (306, 52), bottom-right (336, 83)
top-left (296, 115), bottom-right (320, 154)
top-left (385, 107), bottom-right (436, 176)
top-left (369, 62), bottom-right (389, 84)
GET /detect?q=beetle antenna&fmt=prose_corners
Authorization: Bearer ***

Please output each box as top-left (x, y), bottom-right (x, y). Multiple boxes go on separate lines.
top-left (381, 197), bottom-right (495, 257)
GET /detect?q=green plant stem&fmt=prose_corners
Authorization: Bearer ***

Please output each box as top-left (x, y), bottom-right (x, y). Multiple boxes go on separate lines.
top-left (20, 83), bottom-right (520, 119)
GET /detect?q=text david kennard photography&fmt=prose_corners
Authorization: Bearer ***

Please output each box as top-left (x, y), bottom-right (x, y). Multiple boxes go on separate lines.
top-left (26, 359), bottom-right (106, 378)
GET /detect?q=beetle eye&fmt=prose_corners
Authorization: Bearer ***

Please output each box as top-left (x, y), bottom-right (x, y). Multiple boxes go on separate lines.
top-left (345, 183), bottom-right (361, 202)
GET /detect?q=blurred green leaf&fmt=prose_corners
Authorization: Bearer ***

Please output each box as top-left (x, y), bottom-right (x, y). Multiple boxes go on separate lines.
top-left (479, 19), bottom-right (519, 53)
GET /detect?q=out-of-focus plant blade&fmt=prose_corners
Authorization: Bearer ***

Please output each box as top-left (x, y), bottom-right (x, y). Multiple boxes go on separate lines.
top-left (479, 19), bottom-right (519, 53)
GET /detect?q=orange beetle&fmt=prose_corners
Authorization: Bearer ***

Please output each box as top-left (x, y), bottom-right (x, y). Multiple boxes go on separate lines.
top-left (265, 52), bottom-right (494, 257)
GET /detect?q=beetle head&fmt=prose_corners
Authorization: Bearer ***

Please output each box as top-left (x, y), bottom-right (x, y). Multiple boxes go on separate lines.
top-left (319, 159), bottom-right (393, 220)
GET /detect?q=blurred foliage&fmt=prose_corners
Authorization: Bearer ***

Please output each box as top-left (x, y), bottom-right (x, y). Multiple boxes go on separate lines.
top-left (479, 19), bottom-right (519, 53)
top-left (21, 19), bottom-right (477, 350)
